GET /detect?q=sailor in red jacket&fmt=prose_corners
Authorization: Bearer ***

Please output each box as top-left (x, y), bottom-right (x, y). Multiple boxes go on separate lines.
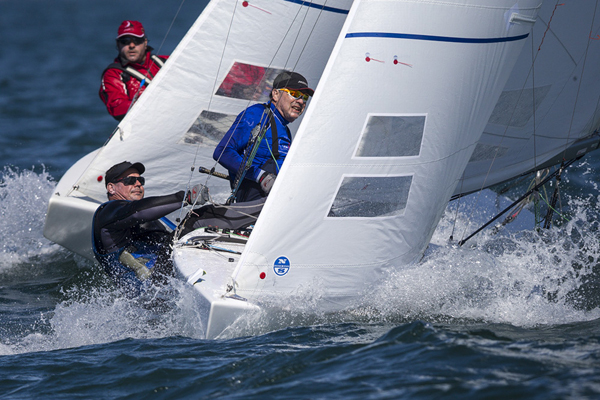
top-left (99, 20), bottom-right (168, 121)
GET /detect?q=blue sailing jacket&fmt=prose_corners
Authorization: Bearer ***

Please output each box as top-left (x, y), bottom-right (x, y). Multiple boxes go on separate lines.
top-left (213, 102), bottom-right (291, 184)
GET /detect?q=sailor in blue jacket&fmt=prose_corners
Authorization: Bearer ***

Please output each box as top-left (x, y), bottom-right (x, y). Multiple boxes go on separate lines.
top-left (213, 71), bottom-right (314, 202)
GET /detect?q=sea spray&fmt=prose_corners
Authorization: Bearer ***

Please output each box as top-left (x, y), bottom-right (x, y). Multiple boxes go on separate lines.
top-left (1, 277), bottom-right (208, 355)
top-left (3, 170), bottom-right (600, 348)
top-left (220, 189), bottom-right (600, 337)
top-left (360, 191), bottom-right (600, 328)
top-left (0, 166), bottom-right (58, 268)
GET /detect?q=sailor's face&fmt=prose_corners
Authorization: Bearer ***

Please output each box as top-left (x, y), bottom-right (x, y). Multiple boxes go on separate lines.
top-left (109, 169), bottom-right (145, 201)
top-left (272, 88), bottom-right (307, 123)
top-left (117, 36), bottom-right (147, 64)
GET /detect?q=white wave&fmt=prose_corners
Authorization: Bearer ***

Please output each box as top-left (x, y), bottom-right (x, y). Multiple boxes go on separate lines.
top-left (363, 190), bottom-right (600, 327)
top-left (0, 277), bottom-right (208, 355)
top-left (221, 189), bottom-right (600, 337)
top-left (0, 166), bottom-right (61, 269)
top-left (4, 173), bottom-right (600, 350)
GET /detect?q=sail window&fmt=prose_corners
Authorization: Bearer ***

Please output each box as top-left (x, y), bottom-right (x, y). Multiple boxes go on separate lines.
top-left (354, 115), bottom-right (425, 157)
top-left (469, 142), bottom-right (509, 162)
top-left (215, 62), bottom-right (286, 102)
top-left (179, 110), bottom-right (235, 146)
top-left (487, 85), bottom-right (551, 128)
top-left (182, 63), bottom-right (293, 145)
top-left (328, 175), bottom-right (413, 218)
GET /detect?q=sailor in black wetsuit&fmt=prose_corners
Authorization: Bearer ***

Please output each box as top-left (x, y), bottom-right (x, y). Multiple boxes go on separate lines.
top-left (92, 161), bottom-right (201, 296)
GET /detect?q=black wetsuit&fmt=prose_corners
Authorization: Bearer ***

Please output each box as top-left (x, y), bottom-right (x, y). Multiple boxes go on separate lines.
top-left (92, 191), bottom-right (185, 296)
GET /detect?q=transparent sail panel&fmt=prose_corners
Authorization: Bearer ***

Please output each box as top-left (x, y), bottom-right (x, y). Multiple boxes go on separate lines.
top-left (487, 85), bottom-right (551, 127)
top-left (355, 115), bottom-right (425, 157)
top-left (328, 175), bottom-right (413, 218)
top-left (181, 62), bottom-right (295, 146)
top-left (215, 62), bottom-right (286, 102)
top-left (469, 141), bottom-right (509, 162)
top-left (179, 110), bottom-right (235, 147)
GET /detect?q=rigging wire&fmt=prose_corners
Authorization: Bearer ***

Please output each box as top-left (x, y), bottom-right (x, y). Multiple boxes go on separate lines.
top-left (155, 0), bottom-right (187, 56)
top-left (539, 0), bottom-right (600, 227)
top-left (212, 1), bottom-right (331, 172)
top-left (286, 1), bottom-right (329, 72)
top-left (212, 1), bottom-right (318, 172)
top-left (449, 177), bottom-right (466, 242)
top-left (209, 2), bottom-right (300, 174)
top-left (179, 0), bottom-right (241, 217)
top-left (458, 157), bottom-right (580, 246)
top-left (531, 19), bottom-right (540, 228)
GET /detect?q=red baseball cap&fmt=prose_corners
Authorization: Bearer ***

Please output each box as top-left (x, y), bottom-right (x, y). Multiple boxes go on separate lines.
top-left (116, 20), bottom-right (145, 39)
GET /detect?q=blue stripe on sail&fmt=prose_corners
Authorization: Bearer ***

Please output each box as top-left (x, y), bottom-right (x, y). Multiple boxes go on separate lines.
top-left (284, 0), bottom-right (350, 14)
top-left (345, 32), bottom-right (529, 43)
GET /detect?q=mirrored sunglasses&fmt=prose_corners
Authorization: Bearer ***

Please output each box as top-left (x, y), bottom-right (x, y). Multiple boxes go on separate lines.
top-left (117, 36), bottom-right (146, 46)
top-left (114, 176), bottom-right (145, 186)
top-left (279, 88), bottom-right (310, 102)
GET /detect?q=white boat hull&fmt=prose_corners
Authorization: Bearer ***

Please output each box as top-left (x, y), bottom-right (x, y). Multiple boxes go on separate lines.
top-left (174, 229), bottom-right (259, 339)
top-left (44, 149), bottom-right (101, 260)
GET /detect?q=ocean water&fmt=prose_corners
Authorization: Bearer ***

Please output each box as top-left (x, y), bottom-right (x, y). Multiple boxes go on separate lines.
top-left (3, 0), bottom-right (600, 398)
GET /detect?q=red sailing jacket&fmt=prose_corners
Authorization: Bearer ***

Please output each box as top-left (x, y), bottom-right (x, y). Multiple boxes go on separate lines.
top-left (99, 49), bottom-right (168, 121)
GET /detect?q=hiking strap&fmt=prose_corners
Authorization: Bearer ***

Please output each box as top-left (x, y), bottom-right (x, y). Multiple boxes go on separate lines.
top-left (150, 54), bottom-right (165, 68)
top-left (104, 55), bottom-right (166, 86)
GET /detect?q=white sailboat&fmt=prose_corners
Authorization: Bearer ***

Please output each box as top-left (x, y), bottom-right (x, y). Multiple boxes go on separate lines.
top-left (44, 0), bottom-right (600, 338)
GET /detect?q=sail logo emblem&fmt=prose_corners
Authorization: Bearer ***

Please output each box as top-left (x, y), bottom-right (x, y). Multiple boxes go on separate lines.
top-left (273, 256), bottom-right (290, 276)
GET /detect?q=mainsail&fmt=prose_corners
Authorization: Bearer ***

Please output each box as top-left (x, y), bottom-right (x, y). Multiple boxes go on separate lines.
top-left (459, 1), bottom-right (600, 194)
top-left (63, 0), bottom-right (352, 203)
top-left (44, 0), bottom-right (352, 258)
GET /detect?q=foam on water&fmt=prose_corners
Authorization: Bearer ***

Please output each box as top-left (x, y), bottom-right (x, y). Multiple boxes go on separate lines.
top-left (0, 166), bottom-right (60, 268)
top-left (409, 196), bottom-right (598, 323)
top-left (0, 169), bottom-right (206, 354)
top-left (3, 169), bottom-right (600, 352)
top-left (372, 194), bottom-right (600, 327)
top-left (1, 277), bottom-right (209, 355)
top-left (221, 187), bottom-right (600, 338)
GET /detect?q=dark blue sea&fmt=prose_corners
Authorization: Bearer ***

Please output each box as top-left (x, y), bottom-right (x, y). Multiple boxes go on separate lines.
top-left (3, 0), bottom-right (600, 398)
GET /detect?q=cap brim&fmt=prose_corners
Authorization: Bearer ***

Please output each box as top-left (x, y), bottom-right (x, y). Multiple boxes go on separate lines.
top-left (129, 162), bottom-right (145, 175)
top-left (105, 161), bottom-right (145, 186)
top-left (116, 33), bottom-right (146, 39)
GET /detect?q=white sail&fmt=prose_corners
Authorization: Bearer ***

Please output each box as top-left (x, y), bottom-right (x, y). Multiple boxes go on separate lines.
top-left (44, 0), bottom-right (352, 258)
top-left (457, 1), bottom-right (600, 195)
top-left (71, 0), bottom-right (352, 201)
top-left (231, 0), bottom-right (544, 306)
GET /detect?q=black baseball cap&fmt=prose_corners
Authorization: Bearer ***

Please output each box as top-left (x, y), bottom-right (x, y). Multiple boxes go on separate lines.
top-left (272, 71), bottom-right (314, 96)
top-left (105, 161), bottom-right (145, 187)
